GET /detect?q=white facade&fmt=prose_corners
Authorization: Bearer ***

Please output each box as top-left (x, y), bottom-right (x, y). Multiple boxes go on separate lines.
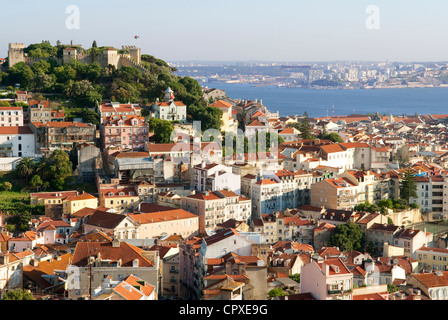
top-left (0, 127), bottom-right (36, 158)
top-left (194, 162), bottom-right (241, 195)
top-left (204, 233), bottom-right (254, 259)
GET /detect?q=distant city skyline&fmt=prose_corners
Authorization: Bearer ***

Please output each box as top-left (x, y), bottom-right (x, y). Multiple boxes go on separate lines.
top-left (2, 0), bottom-right (448, 62)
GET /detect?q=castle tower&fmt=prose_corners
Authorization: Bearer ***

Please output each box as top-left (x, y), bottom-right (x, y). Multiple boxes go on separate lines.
top-left (8, 43), bottom-right (26, 68)
top-left (122, 45), bottom-right (141, 64)
top-left (103, 48), bottom-right (119, 69)
top-left (63, 47), bottom-right (79, 64)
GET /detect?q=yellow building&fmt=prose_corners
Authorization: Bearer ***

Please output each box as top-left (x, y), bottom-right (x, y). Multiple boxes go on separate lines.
top-left (62, 192), bottom-right (98, 214)
top-left (99, 187), bottom-right (139, 213)
top-left (30, 190), bottom-right (80, 206)
top-left (210, 100), bottom-right (237, 132)
top-left (416, 246), bottom-right (448, 272)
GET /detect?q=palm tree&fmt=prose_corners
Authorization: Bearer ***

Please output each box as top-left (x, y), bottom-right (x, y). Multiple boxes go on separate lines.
top-left (34, 157), bottom-right (49, 181)
top-left (15, 157), bottom-right (34, 179)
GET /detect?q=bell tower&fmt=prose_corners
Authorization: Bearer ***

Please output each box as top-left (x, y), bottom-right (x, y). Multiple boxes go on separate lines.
top-left (164, 87), bottom-right (174, 102)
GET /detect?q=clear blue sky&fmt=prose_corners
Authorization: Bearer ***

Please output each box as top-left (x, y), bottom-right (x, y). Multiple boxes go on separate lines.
top-left (1, 0), bottom-right (448, 62)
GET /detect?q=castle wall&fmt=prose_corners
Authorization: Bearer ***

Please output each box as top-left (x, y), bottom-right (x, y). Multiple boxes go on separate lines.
top-left (7, 43), bottom-right (144, 73)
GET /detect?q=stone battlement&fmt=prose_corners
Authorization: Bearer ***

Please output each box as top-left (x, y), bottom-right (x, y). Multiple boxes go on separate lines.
top-left (7, 42), bottom-right (143, 71)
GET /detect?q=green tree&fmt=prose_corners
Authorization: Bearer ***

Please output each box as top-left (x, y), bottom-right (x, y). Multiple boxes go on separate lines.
top-left (289, 274), bottom-right (300, 284)
top-left (64, 80), bottom-right (102, 108)
top-left (30, 175), bottom-right (43, 190)
top-left (298, 112), bottom-right (314, 139)
top-left (268, 288), bottom-right (286, 298)
top-left (387, 284), bottom-right (400, 293)
top-left (32, 73), bottom-right (55, 92)
top-left (0, 181), bottom-right (12, 191)
top-left (329, 221), bottom-right (364, 252)
top-left (400, 168), bottom-right (418, 205)
top-left (46, 150), bottom-right (73, 190)
top-left (354, 202), bottom-right (379, 213)
top-left (396, 145), bottom-right (410, 167)
top-left (7, 62), bottom-right (35, 89)
top-left (147, 118), bottom-right (174, 143)
top-left (15, 157), bottom-right (35, 179)
top-left (0, 101), bottom-right (11, 107)
top-left (321, 132), bottom-right (344, 143)
top-left (2, 289), bottom-right (35, 300)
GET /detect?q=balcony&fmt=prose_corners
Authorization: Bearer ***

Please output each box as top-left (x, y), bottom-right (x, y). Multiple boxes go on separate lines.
top-left (328, 289), bottom-right (342, 295)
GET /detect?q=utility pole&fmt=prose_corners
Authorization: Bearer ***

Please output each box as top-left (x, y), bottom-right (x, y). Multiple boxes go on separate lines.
top-left (89, 258), bottom-right (92, 300)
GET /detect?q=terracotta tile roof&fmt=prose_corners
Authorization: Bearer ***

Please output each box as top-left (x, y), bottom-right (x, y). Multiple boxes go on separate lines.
top-left (316, 258), bottom-right (351, 275)
top-left (128, 209), bottom-right (197, 224)
top-left (37, 220), bottom-right (71, 231)
top-left (317, 247), bottom-right (342, 258)
top-left (30, 191), bottom-right (79, 199)
top-left (319, 144), bottom-right (345, 154)
top-left (204, 228), bottom-right (253, 246)
top-left (255, 179), bottom-right (278, 185)
top-left (412, 271), bottom-right (448, 288)
top-left (23, 253), bottom-right (72, 289)
top-left (71, 207), bottom-right (107, 218)
top-left (64, 192), bottom-right (97, 202)
top-left (71, 229), bottom-right (113, 243)
top-left (340, 142), bottom-right (371, 149)
top-left (418, 246), bottom-right (448, 255)
top-left (102, 115), bottom-right (146, 127)
top-left (32, 121), bottom-right (91, 128)
top-left (210, 100), bottom-right (233, 109)
top-left (314, 222), bottom-right (336, 231)
top-left (353, 292), bottom-right (388, 300)
top-left (10, 231), bottom-right (41, 242)
top-left (100, 187), bottom-right (137, 198)
top-left (71, 241), bottom-right (154, 267)
top-left (325, 178), bottom-right (356, 188)
top-left (368, 223), bottom-right (400, 233)
top-left (283, 216), bottom-right (313, 227)
top-left (0, 126), bottom-right (33, 135)
top-left (85, 211), bottom-right (128, 229)
top-left (0, 233), bottom-right (11, 242)
top-left (279, 128), bottom-right (295, 135)
top-left (113, 274), bottom-right (155, 300)
top-left (246, 120), bottom-right (265, 127)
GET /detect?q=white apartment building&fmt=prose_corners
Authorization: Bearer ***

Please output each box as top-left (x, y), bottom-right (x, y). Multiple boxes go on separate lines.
top-left (194, 162), bottom-right (241, 195)
top-left (182, 190), bottom-right (252, 234)
top-left (410, 175), bottom-right (448, 217)
top-left (262, 169), bottom-right (314, 211)
top-left (0, 126), bottom-right (36, 157)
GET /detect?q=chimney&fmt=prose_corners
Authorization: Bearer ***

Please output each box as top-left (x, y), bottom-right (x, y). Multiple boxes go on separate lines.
top-left (112, 239), bottom-right (120, 248)
top-left (0, 252), bottom-right (9, 265)
top-left (322, 262), bottom-right (330, 276)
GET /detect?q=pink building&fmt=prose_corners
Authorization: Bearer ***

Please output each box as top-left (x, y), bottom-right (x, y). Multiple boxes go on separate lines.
top-left (300, 257), bottom-right (353, 300)
top-left (0, 106), bottom-right (24, 126)
top-left (101, 115), bottom-right (149, 151)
